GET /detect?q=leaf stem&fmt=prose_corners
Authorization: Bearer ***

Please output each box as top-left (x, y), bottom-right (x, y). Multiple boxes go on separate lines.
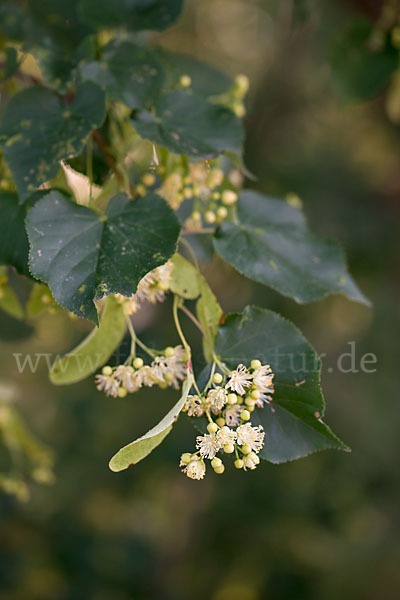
top-left (178, 303), bottom-right (205, 336)
top-left (125, 315), bottom-right (158, 359)
top-left (172, 295), bottom-right (191, 358)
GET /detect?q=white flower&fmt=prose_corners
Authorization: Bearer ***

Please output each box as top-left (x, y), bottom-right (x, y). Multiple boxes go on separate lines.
top-left (224, 405), bottom-right (242, 427)
top-left (216, 426), bottom-right (237, 446)
top-left (252, 365), bottom-right (274, 394)
top-left (135, 366), bottom-right (157, 387)
top-left (183, 395), bottom-right (205, 417)
top-left (114, 261), bottom-right (174, 312)
top-left (236, 423), bottom-right (265, 453)
top-left (183, 457), bottom-right (206, 480)
top-left (207, 388), bottom-right (228, 413)
top-left (95, 374), bottom-right (119, 397)
top-left (226, 364), bottom-right (252, 396)
top-left (196, 433), bottom-right (222, 459)
top-left (151, 346), bottom-right (187, 389)
top-left (114, 365), bottom-right (141, 392)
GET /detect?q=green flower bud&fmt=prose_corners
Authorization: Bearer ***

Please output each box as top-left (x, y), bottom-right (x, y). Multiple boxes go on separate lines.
top-left (240, 409), bottom-right (250, 421)
top-left (216, 417), bottom-right (225, 427)
top-left (234, 459), bottom-right (244, 469)
top-left (142, 173), bottom-right (155, 187)
top-left (213, 372), bottom-right (223, 384)
top-left (117, 387), bottom-right (127, 398)
top-left (102, 365), bottom-right (113, 376)
top-left (211, 457), bottom-right (222, 469)
top-left (181, 453), bottom-right (192, 464)
top-left (251, 389), bottom-right (261, 400)
top-left (180, 74), bottom-right (192, 88)
top-left (214, 464), bottom-right (225, 474)
top-left (241, 444), bottom-right (251, 455)
top-left (205, 210), bottom-right (216, 224)
top-left (227, 393), bottom-right (237, 405)
top-left (207, 422), bottom-right (218, 434)
top-left (223, 443), bottom-right (235, 454)
top-left (164, 346), bottom-right (175, 358)
top-left (245, 396), bottom-right (256, 407)
top-left (221, 189), bottom-right (238, 206)
top-left (251, 359), bottom-right (261, 370)
top-left (133, 357), bottom-right (144, 369)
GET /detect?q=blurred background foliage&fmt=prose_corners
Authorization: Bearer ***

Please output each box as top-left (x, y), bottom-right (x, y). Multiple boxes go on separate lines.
top-left (1, 0), bottom-right (399, 598)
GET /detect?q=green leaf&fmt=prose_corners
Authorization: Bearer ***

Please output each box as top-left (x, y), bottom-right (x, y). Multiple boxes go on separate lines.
top-left (196, 278), bottom-right (223, 363)
top-left (26, 191), bottom-right (181, 323)
top-left (158, 50), bottom-right (232, 97)
top-left (169, 254), bottom-right (201, 299)
top-left (0, 192), bottom-right (30, 276)
top-left (0, 82), bottom-right (105, 200)
top-left (81, 40), bottom-right (165, 110)
top-left (131, 90), bottom-right (244, 158)
top-left (109, 371), bottom-right (194, 472)
top-left (49, 296), bottom-right (126, 385)
top-left (0, 281), bottom-right (24, 319)
top-left (215, 305), bottom-right (349, 463)
top-left (78, 0), bottom-right (183, 31)
top-left (331, 19), bottom-right (398, 100)
top-left (0, 47), bottom-right (20, 83)
top-left (26, 283), bottom-right (54, 317)
top-left (213, 190), bottom-right (369, 305)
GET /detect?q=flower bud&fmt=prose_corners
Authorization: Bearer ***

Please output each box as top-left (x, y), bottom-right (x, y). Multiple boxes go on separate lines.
top-left (240, 409), bottom-right (250, 421)
top-left (181, 453), bottom-right (192, 464)
top-left (214, 464), bottom-right (225, 474)
top-left (207, 422), bottom-right (218, 434)
top-left (223, 443), bottom-right (235, 454)
top-left (102, 365), bottom-right (113, 376)
top-left (164, 346), bottom-right (175, 357)
top-left (227, 393), bottom-right (237, 405)
top-left (234, 459), bottom-right (244, 469)
top-left (213, 372), bottom-right (223, 384)
top-left (241, 444), bottom-right (251, 454)
top-left (117, 387), bottom-right (127, 398)
top-left (216, 417), bottom-right (225, 427)
top-left (133, 357), bottom-right (144, 369)
top-left (251, 359), bottom-right (261, 370)
top-left (221, 189), bottom-right (238, 206)
top-left (205, 210), bottom-right (216, 224)
top-left (211, 457), bottom-right (222, 469)
top-left (180, 74), bottom-right (192, 88)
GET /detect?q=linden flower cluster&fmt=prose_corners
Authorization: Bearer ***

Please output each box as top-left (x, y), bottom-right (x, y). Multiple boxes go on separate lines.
top-left (95, 345), bottom-right (188, 398)
top-left (180, 360), bottom-right (274, 479)
top-left (115, 261), bottom-right (174, 315)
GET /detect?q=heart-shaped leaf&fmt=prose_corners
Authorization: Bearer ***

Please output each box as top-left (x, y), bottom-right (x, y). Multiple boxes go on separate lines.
top-left (26, 191), bottom-right (181, 323)
top-left (0, 82), bottom-right (105, 200)
top-left (132, 90), bottom-right (244, 158)
top-left (109, 371), bottom-right (194, 471)
top-left (215, 305), bottom-right (349, 463)
top-left (213, 190), bottom-right (369, 305)
top-left (0, 192), bottom-right (30, 276)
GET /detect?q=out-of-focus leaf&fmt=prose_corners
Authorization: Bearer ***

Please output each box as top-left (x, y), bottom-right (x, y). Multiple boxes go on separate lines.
top-left (196, 278), bottom-right (223, 362)
top-left (0, 82), bottom-right (105, 200)
top-left (170, 254), bottom-right (201, 299)
top-left (78, 0), bottom-right (183, 31)
top-left (81, 40), bottom-right (165, 110)
top-left (132, 90), bottom-right (244, 158)
top-left (0, 192), bottom-right (30, 276)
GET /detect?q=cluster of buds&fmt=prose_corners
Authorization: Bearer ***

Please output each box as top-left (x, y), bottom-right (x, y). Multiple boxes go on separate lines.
top-left (180, 360), bottom-right (274, 479)
top-left (95, 345), bottom-right (188, 398)
top-left (115, 261), bottom-right (173, 315)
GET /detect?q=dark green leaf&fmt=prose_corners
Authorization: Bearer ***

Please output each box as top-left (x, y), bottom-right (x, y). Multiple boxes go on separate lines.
top-left (0, 47), bottom-right (20, 83)
top-left (331, 19), bottom-right (398, 100)
top-left (81, 40), bottom-right (165, 109)
top-left (158, 50), bottom-right (232, 97)
top-left (0, 192), bottom-right (30, 276)
top-left (26, 191), bottom-right (181, 323)
top-left (78, 0), bottom-right (183, 31)
top-left (215, 305), bottom-right (349, 463)
top-left (50, 296), bottom-right (126, 384)
top-left (109, 371), bottom-right (193, 472)
top-left (131, 90), bottom-right (244, 158)
top-left (213, 190), bottom-right (369, 305)
top-left (0, 82), bottom-right (105, 200)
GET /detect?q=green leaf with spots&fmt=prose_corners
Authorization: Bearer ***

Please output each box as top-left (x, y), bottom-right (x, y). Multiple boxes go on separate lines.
top-left (109, 371), bottom-right (193, 472)
top-left (213, 190), bottom-right (369, 305)
top-left (0, 192), bottom-right (30, 276)
top-left (50, 296), bottom-right (126, 385)
top-left (0, 82), bottom-right (105, 200)
top-left (158, 50), bottom-right (232, 97)
top-left (169, 254), bottom-right (201, 299)
top-left (215, 305), bottom-right (349, 463)
top-left (81, 40), bottom-right (165, 110)
top-left (78, 0), bottom-right (183, 31)
top-left (26, 191), bottom-right (181, 323)
top-left (131, 90), bottom-right (244, 158)
top-left (196, 278), bottom-right (223, 363)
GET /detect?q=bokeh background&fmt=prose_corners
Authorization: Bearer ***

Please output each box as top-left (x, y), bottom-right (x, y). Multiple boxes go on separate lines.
top-left (1, 1), bottom-right (399, 598)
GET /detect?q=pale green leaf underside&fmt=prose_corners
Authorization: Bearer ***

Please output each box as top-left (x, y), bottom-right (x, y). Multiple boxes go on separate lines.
top-left (214, 191), bottom-right (369, 305)
top-left (109, 371), bottom-right (194, 472)
top-left (215, 305), bottom-right (349, 463)
top-left (50, 296), bottom-right (126, 385)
